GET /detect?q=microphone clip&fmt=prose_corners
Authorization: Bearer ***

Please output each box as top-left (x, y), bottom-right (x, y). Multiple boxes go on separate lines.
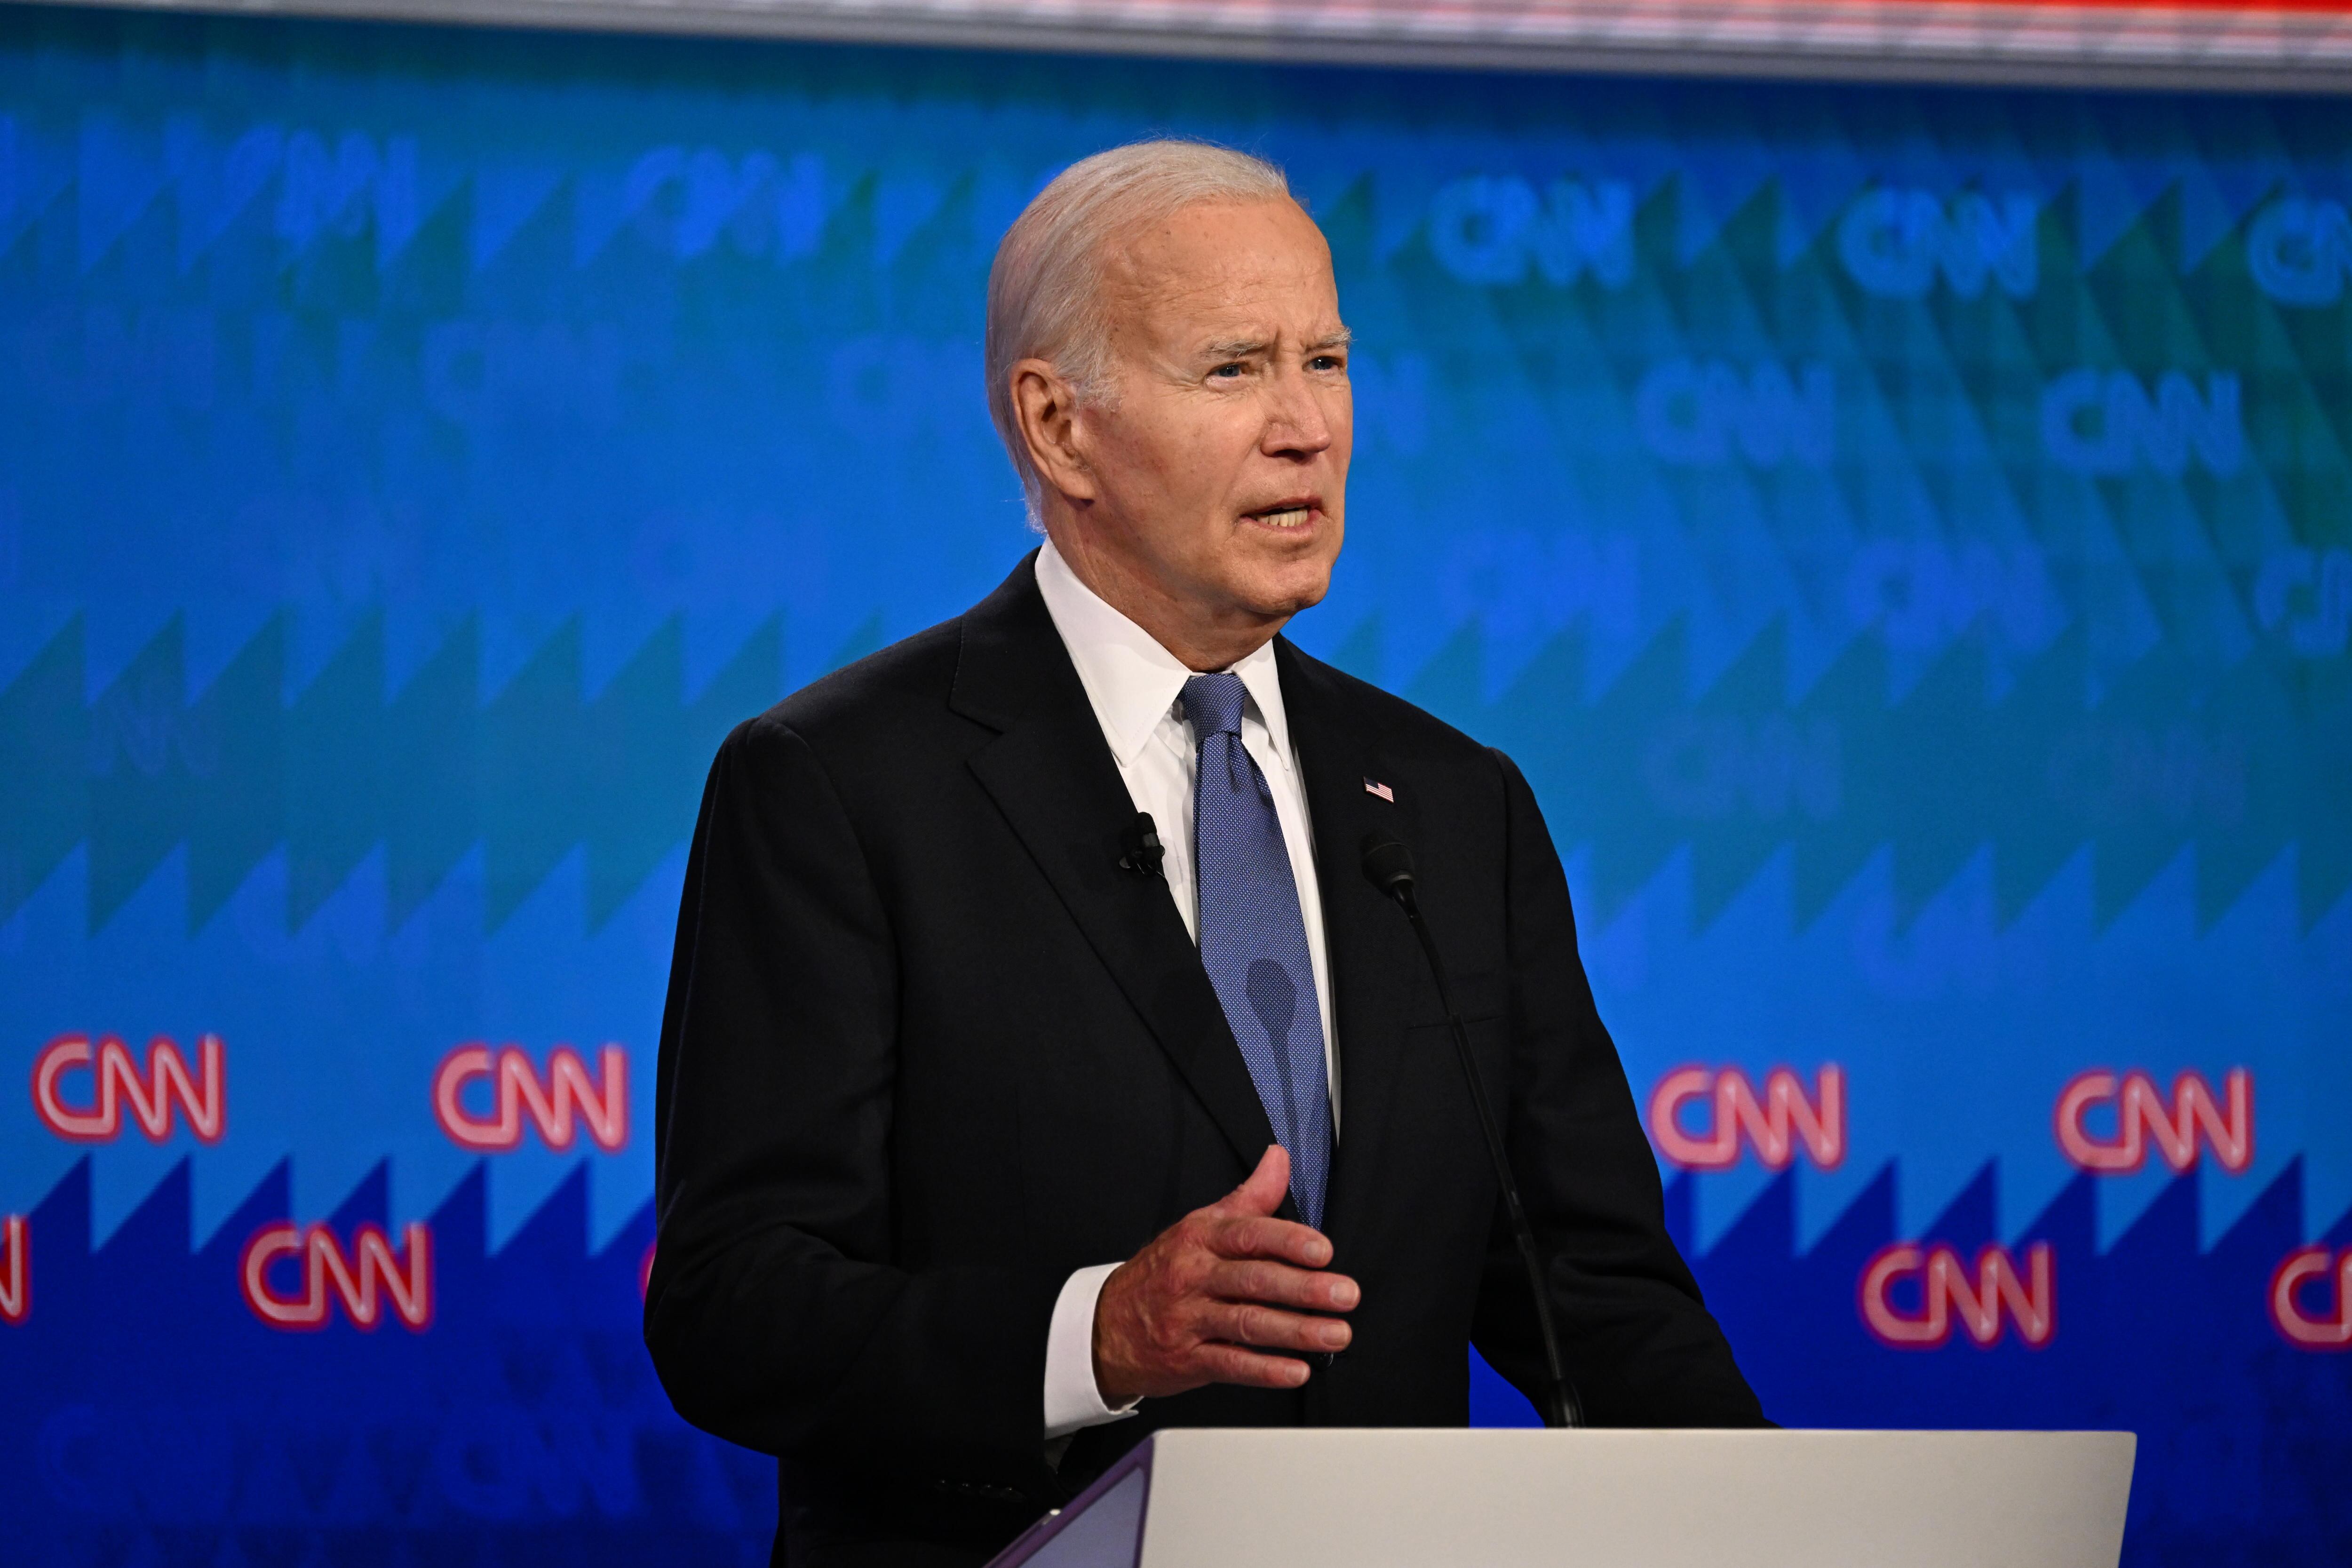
top-left (1119, 812), bottom-right (1166, 881)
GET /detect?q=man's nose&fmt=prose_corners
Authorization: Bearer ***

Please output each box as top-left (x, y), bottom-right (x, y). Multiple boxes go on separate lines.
top-left (1261, 366), bottom-right (1335, 458)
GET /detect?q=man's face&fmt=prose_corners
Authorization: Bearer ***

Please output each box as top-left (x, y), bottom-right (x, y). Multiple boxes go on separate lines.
top-left (1068, 198), bottom-right (1351, 634)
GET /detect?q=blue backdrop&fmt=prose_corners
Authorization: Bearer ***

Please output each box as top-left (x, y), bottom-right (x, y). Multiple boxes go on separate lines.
top-left (2, 7), bottom-right (2349, 1562)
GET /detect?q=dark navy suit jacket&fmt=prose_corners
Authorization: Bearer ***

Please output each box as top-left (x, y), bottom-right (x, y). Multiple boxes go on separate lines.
top-left (646, 553), bottom-right (1764, 1566)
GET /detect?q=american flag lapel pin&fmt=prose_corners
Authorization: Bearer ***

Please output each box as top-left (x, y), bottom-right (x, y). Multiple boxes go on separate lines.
top-left (1364, 778), bottom-right (1394, 802)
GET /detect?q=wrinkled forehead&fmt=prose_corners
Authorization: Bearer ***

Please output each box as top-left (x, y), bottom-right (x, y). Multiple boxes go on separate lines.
top-left (1098, 197), bottom-right (1343, 346)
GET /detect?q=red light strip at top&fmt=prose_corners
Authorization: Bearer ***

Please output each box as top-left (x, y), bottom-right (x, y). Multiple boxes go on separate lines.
top-left (74, 0), bottom-right (2352, 94)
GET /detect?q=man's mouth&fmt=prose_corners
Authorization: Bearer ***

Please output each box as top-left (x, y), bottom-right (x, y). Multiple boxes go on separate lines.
top-left (1248, 501), bottom-right (1317, 531)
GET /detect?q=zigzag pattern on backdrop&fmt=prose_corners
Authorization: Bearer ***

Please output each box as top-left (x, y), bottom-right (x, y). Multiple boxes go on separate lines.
top-left (0, 1157), bottom-right (780, 1558)
top-left (4, 606), bottom-right (2345, 939)
top-left (1399, 616), bottom-right (2352, 931)
top-left (5, 75), bottom-right (2344, 279)
top-left (4, 1149), bottom-right (2346, 1562)
top-left (1678, 1156), bottom-right (2352, 1566)
top-left (2, 20), bottom-right (2348, 1564)
top-left (0, 613), bottom-right (779, 933)
top-left (9, 86), bottom-right (2351, 955)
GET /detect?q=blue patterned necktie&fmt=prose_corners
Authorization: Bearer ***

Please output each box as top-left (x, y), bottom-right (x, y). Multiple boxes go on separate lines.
top-left (1180, 672), bottom-right (1332, 1231)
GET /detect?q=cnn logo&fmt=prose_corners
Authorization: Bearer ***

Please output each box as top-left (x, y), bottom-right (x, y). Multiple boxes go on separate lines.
top-left (2271, 1248), bottom-right (2352, 1350)
top-left (241, 1222), bottom-right (432, 1331)
top-left (1648, 1065), bottom-right (1844, 1170)
top-left (31, 1033), bottom-right (225, 1143)
top-left (2055, 1068), bottom-right (2251, 1174)
top-left (0, 1216), bottom-right (25, 1326)
top-left (1860, 1242), bottom-right (2055, 1349)
top-left (432, 1043), bottom-right (627, 1152)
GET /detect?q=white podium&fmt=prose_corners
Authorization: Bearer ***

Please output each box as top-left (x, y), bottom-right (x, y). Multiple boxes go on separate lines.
top-left (990, 1427), bottom-right (2137, 1568)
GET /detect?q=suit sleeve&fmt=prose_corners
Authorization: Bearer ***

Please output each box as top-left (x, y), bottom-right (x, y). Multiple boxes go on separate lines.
top-left (644, 715), bottom-right (1066, 1495)
top-left (1470, 747), bottom-right (1770, 1427)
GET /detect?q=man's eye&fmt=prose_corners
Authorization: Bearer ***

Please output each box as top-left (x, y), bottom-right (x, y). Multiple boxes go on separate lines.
top-left (1310, 355), bottom-right (1345, 372)
top-left (1210, 363), bottom-right (1245, 379)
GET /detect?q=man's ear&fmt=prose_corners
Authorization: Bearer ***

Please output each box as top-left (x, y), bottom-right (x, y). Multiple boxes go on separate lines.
top-left (1010, 358), bottom-right (1100, 506)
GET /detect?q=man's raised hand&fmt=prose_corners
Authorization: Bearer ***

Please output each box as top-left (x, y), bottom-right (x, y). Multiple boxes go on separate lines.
top-left (1091, 1145), bottom-right (1359, 1406)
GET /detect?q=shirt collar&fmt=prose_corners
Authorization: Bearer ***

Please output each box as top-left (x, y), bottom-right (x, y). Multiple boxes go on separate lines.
top-left (1229, 637), bottom-right (1295, 774)
top-left (1034, 538), bottom-right (1296, 773)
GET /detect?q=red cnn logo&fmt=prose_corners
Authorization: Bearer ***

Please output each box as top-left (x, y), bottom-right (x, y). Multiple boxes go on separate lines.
top-left (240, 1222), bottom-right (433, 1331)
top-left (0, 1216), bottom-right (26, 1326)
top-left (431, 1043), bottom-right (627, 1153)
top-left (2055, 1068), bottom-right (2252, 1174)
top-left (1860, 1242), bottom-right (2055, 1349)
top-left (31, 1033), bottom-right (225, 1144)
top-left (1648, 1065), bottom-right (1844, 1170)
top-left (2270, 1248), bottom-right (2352, 1350)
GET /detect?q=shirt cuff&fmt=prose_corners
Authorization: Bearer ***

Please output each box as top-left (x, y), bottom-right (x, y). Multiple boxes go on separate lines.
top-left (1043, 1262), bottom-right (1142, 1439)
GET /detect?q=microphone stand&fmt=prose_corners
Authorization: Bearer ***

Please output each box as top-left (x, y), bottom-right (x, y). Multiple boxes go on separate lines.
top-left (1363, 836), bottom-right (1584, 1430)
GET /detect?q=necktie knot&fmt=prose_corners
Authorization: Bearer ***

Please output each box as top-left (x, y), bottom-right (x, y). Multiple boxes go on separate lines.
top-left (1180, 672), bottom-right (1247, 740)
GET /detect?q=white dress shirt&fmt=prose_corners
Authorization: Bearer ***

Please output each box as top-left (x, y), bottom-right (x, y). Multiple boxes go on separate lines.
top-left (1032, 538), bottom-right (1337, 1441)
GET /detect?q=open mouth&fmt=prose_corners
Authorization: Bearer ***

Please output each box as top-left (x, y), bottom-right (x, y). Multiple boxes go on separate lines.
top-left (1248, 502), bottom-right (1317, 531)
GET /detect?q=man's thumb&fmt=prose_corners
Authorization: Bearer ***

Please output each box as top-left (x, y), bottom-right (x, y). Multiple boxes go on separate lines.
top-left (1220, 1144), bottom-right (1291, 1216)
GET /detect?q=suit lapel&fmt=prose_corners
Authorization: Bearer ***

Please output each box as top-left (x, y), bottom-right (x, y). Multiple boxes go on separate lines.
top-left (1274, 640), bottom-right (1417, 1253)
top-left (954, 556), bottom-right (1283, 1179)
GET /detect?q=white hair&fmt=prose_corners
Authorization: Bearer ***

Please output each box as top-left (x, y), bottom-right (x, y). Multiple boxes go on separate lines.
top-left (985, 139), bottom-right (1294, 523)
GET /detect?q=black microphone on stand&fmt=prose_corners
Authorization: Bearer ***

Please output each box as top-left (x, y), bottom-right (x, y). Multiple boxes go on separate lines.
top-left (1361, 834), bottom-right (1584, 1430)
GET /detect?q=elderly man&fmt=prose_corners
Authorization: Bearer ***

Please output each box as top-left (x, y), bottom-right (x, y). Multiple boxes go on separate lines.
top-left (648, 140), bottom-right (1763, 1566)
